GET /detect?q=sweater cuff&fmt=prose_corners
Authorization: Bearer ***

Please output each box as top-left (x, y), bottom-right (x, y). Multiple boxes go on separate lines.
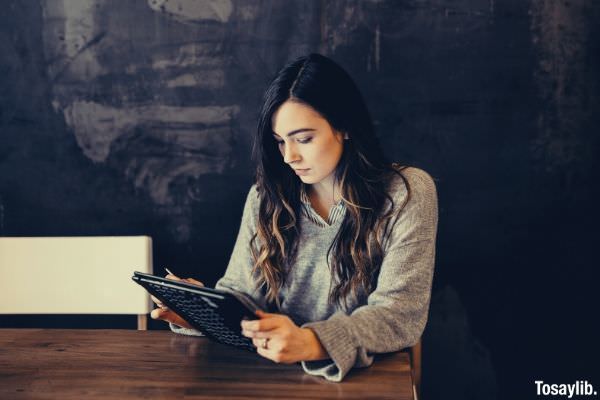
top-left (300, 313), bottom-right (357, 382)
top-left (169, 322), bottom-right (205, 337)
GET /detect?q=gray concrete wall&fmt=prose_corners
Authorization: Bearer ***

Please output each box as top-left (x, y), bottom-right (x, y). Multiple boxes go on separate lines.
top-left (1, 1), bottom-right (598, 398)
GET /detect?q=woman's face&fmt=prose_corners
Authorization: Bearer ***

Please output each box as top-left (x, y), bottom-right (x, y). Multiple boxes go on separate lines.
top-left (271, 100), bottom-right (345, 186)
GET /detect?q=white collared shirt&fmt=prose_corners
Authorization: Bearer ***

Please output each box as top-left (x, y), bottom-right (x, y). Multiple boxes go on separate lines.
top-left (299, 185), bottom-right (346, 227)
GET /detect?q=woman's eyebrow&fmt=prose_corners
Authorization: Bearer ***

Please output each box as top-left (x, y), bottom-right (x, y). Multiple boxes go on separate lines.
top-left (272, 128), bottom-right (316, 138)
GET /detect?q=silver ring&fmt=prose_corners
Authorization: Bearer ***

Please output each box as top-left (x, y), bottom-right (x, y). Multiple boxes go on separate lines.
top-left (261, 338), bottom-right (269, 349)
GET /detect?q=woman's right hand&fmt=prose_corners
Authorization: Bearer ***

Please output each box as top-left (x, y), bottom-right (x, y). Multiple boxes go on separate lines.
top-left (150, 273), bottom-right (204, 329)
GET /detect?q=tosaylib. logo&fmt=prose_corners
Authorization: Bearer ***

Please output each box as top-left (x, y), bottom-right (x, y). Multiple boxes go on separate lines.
top-left (535, 381), bottom-right (597, 398)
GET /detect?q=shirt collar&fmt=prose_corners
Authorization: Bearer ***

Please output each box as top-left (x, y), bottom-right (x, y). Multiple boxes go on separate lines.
top-left (299, 184), bottom-right (346, 227)
top-left (299, 184), bottom-right (345, 208)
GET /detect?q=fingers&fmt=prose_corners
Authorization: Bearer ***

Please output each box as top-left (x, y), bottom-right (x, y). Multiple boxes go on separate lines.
top-left (241, 329), bottom-right (271, 339)
top-left (241, 313), bottom-right (305, 364)
top-left (150, 294), bottom-right (164, 307)
top-left (255, 310), bottom-right (272, 318)
top-left (165, 274), bottom-right (204, 287)
top-left (252, 337), bottom-right (273, 349)
top-left (149, 273), bottom-right (202, 330)
top-left (184, 278), bottom-right (204, 287)
top-left (150, 307), bottom-right (168, 320)
top-left (241, 313), bottom-right (278, 346)
top-left (256, 346), bottom-right (277, 362)
top-left (150, 308), bottom-right (193, 329)
top-left (255, 342), bottom-right (290, 364)
top-left (241, 316), bottom-right (282, 332)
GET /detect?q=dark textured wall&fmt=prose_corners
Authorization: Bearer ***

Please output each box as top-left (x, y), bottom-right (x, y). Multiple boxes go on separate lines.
top-left (1, 1), bottom-right (598, 399)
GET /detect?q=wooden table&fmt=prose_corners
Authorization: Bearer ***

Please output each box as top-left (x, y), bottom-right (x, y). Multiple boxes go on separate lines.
top-left (0, 329), bottom-right (414, 399)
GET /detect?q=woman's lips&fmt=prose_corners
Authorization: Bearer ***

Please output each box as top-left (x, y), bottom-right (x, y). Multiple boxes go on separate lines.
top-left (294, 168), bottom-right (310, 176)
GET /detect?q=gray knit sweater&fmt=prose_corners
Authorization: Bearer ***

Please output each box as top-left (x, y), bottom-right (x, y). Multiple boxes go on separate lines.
top-left (171, 167), bottom-right (438, 382)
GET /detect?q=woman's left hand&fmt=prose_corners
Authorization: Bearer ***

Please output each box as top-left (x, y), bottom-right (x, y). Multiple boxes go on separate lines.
top-left (241, 310), bottom-right (327, 363)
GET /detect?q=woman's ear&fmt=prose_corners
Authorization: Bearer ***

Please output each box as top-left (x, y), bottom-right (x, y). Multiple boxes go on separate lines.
top-left (335, 130), bottom-right (348, 141)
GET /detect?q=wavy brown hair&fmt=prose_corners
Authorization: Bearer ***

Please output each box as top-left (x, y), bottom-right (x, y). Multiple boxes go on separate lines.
top-left (251, 54), bottom-right (410, 309)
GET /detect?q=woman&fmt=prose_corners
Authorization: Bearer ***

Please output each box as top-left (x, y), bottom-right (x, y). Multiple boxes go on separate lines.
top-left (151, 53), bottom-right (438, 382)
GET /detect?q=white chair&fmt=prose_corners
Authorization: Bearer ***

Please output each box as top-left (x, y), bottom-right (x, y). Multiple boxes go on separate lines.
top-left (0, 236), bottom-right (153, 330)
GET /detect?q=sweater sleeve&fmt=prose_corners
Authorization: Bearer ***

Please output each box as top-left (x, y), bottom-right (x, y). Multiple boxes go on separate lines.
top-left (214, 185), bottom-right (269, 310)
top-left (169, 185), bottom-right (265, 336)
top-left (301, 168), bottom-right (438, 382)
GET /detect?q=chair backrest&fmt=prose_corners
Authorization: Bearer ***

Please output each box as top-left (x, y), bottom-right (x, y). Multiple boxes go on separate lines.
top-left (0, 236), bottom-right (153, 316)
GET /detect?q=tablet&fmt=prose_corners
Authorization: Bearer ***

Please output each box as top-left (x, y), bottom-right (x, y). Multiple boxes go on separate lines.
top-left (132, 271), bottom-right (259, 352)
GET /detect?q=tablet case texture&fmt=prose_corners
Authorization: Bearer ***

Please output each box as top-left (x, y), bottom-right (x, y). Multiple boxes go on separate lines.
top-left (133, 272), bottom-right (258, 352)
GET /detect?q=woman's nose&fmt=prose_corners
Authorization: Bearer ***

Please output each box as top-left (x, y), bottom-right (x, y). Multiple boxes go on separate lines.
top-left (282, 143), bottom-right (300, 164)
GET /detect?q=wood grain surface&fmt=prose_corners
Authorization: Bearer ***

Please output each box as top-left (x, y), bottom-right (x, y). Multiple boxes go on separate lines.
top-left (0, 329), bottom-right (413, 400)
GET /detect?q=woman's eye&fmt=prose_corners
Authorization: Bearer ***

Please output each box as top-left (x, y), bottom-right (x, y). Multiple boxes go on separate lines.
top-left (297, 137), bottom-right (312, 144)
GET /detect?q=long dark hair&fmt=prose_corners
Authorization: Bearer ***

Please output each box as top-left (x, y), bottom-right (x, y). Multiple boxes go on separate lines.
top-left (252, 53), bottom-right (410, 308)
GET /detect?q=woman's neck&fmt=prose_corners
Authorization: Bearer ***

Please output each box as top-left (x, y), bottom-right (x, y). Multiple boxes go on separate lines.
top-left (309, 176), bottom-right (342, 208)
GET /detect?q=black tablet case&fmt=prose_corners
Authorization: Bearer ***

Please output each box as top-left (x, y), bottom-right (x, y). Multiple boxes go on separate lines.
top-left (132, 271), bottom-right (259, 352)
